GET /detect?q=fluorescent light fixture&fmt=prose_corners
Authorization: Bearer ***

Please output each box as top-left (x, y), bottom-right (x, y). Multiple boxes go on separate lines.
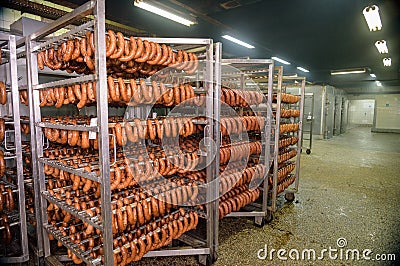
top-left (222, 35), bottom-right (255, 49)
top-left (363, 5), bottom-right (382, 31)
top-left (383, 58), bottom-right (392, 66)
top-left (271, 56), bottom-right (290, 65)
top-left (297, 67), bottom-right (309, 73)
top-left (375, 40), bottom-right (388, 54)
top-left (370, 73), bottom-right (376, 78)
top-left (331, 68), bottom-right (366, 75)
top-left (376, 81), bottom-right (382, 87)
top-left (134, 1), bottom-right (196, 26)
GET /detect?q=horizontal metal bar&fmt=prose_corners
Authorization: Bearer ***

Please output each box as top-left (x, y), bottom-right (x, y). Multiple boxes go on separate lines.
top-left (41, 191), bottom-right (103, 230)
top-left (33, 74), bottom-right (96, 90)
top-left (0, 254), bottom-right (29, 264)
top-left (143, 248), bottom-right (210, 257)
top-left (39, 158), bottom-right (101, 183)
top-left (225, 211), bottom-right (267, 218)
top-left (37, 122), bottom-right (98, 132)
top-left (222, 58), bottom-right (274, 64)
top-left (28, 1), bottom-right (95, 42)
top-left (141, 38), bottom-right (212, 45)
top-left (282, 76), bottom-right (306, 81)
top-left (32, 20), bottom-right (94, 52)
top-left (0, 220), bottom-right (20, 230)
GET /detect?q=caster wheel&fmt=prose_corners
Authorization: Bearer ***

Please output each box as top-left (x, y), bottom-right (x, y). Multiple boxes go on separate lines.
top-left (265, 211), bottom-right (273, 223)
top-left (285, 192), bottom-right (295, 202)
top-left (200, 253), bottom-right (217, 266)
top-left (306, 149), bottom-right (311, 154)
top-left (254, 217), bottom-right (266, 228)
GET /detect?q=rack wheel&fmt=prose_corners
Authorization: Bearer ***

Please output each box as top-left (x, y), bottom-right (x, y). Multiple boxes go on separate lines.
top-left (285, 192), bottom-right (295, 202)
top-left (254, 216), bottom-right (266, 227)
top-left (306, 149), bottom-right (311, 154)
top-left (265, 211), bottom-right (273, 223)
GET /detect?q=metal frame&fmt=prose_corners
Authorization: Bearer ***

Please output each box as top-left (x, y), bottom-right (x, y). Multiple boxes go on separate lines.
top-left (25, 0), bottom-right (220, 264)
top-left (269, 75), bottom-right (305, 212)
top-left (219, 58), bottom-right (275, 225)
top-left (0, 34), bottom-right (29, 264)
top-left (302, 93), bottom-right (314, 154)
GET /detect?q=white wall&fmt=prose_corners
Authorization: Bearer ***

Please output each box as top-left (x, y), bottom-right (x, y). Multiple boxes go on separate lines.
top-left (348, 93), bottom-right (400, 133)
top-left (348, 100), bottom-right (375, 125)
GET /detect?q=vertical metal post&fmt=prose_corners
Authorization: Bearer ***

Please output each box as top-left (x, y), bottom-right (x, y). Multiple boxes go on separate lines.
top-left (26, 38), bottom-right (52, 257)
top-left (93, 0), bottom-right (113, 265)
top-left (271, 67), bottom-right (283, 212)
top-left (9, 35), bottom-right (29, 260)
top-left (262, 62), bottom-right (274, 213)
top-left (211, 42), bottom-right (221, 261)
top-left (25, 38), bottom-right (43, 256)
top-left (294, 79), bottom-right (305, 190)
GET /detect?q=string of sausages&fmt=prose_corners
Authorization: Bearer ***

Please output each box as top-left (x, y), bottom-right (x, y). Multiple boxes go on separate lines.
top-left (47, 208), bottom-right (198, 265)
top-left (274, 93), bottom-right (300, 104)
top-left (41, 115), bottom-right (198, 149)
top-left (0, 81), bottom-right (6, 105)
top-left (38, 79), bottom-right (204, 109)
top-left (280, 123), bottom-right (299, 134)
top-left (276, 174), bottom-right (296, 194)
top-left (278, 136), bottom-right (298, 149)
top-left (219, 186), bottom-right (261, 219)
top-left (220, 116), bottom-right (265, 135)
top-left (37, 30), bottom-right (199, 76)
top-left (268, 162), bottom-right (296, 185)
top-left (0, 213), bottom-right (12, 244)
top-left (0, 118), bottom-right (5, 144)
top-left (219, 141), bottom-right (262, 164)
top-left (19, 90), bottom-right (29, 106)
top-left (221, 87), bottom-right (264, 107)
top-left (0, 183), bottom-right (15, 213)
top-left (278, 109), bottom-right (301, 118)
top-left (0, 150), bottom-right (5, 177)
top-left (278, 148), bottom-right (297, 164)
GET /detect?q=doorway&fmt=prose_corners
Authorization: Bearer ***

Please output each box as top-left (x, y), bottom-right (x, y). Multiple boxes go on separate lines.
top-left (348, 99), bottom-right (375, 129)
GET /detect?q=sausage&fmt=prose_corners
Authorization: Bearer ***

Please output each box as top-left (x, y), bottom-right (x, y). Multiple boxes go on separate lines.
top-left (148, 42), bottom-right (162, 65)
top-left (136, 40), bottom-right (151, 63)
top-left (120, 36), bottom-right (137, 62)
top-left (110, 32), bottom-right (125, 59)
top-left (106, 30), bottom-right (117, 57)
top-left (186, 53), bottom-right (199, 74)
top-left (173, 85), bottom-right (180, 105)
top-left (147, 120), bottom-right (156, 140)
top-left (114, 122), bottom-right (123, 146)
top-left (37, 51), bottom-right (45, 70)
top-left (156, 44), bottom-right (169, 65)
top-left (77, 83), bottom-right (87, 109)
top-left (162, 84), bottom-right (174, 106)
top-left (152, 81), bottom-right (161, 104)
top-left (136, 202), bottom-right (145, 225)
top-left (116, 78), bottom-right (128, 103)
top-left (141, 80), bottom-right (153, 103)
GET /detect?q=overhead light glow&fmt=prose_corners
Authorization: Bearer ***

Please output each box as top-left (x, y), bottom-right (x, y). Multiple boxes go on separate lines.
top-left (331, 68), bottom-right (367, 75)
top-left (271, 56), bottom-right (290, 65)
top-left (370, 73), bottom-right (376, 78)
top-left (375, 40), bottom-right (388, 54)
top-left (297, 67), bottom-right (309, 73)
top-left (363, 5), bottom-right (382, 31)
top-left (376, 81), bottom-right (382, 87)
top-left (383, 58), bottom-right (392, 66)
top-left (222, 35), bottom-right (255, 49)
top-left (134, 1), bottom-right (196, 26)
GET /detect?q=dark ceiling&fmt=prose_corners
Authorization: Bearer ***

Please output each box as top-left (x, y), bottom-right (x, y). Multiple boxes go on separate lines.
top-left (29, 0), bottom-right (400, 91)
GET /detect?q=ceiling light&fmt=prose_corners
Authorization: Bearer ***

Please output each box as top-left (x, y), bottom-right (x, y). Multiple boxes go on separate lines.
top-left (370, 73), bottom-right (376, 78)
top-left (222, 35), bottom-right (255, 49)
top-left (331, 68), bottom-right (366, 75)
top-left (297, 67), bottom-right (309, 73)
top-left (363, 5), bottom-right (382, 31)
top-left (376, 81), bottom-right (382, 87)
top-left (375, 40), bottom-right (388, 54)
top-left (134, 1), bottom-right (196, 26)
top-left (383, 58), bottom-right (392, 67)
top-left (271, 56), bottom-right (290, 65)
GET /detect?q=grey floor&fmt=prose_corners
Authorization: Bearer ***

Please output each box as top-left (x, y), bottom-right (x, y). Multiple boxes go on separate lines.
top-left (134, 127), bottom-right (400, 265)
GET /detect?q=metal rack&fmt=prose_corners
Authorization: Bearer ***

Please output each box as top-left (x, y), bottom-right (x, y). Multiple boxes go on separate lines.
top-left (268, 75), bottom-right (305, 214)
top-left (0, 33), bottom-right (29, 264)
top-left (25, 1), bottom-right (220, 265)
top-left (218, 59), bottom-right (275, 226)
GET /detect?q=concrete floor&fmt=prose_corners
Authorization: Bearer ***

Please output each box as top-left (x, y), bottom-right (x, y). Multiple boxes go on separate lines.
top-left (135, 127), bottom-right (400, 265)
